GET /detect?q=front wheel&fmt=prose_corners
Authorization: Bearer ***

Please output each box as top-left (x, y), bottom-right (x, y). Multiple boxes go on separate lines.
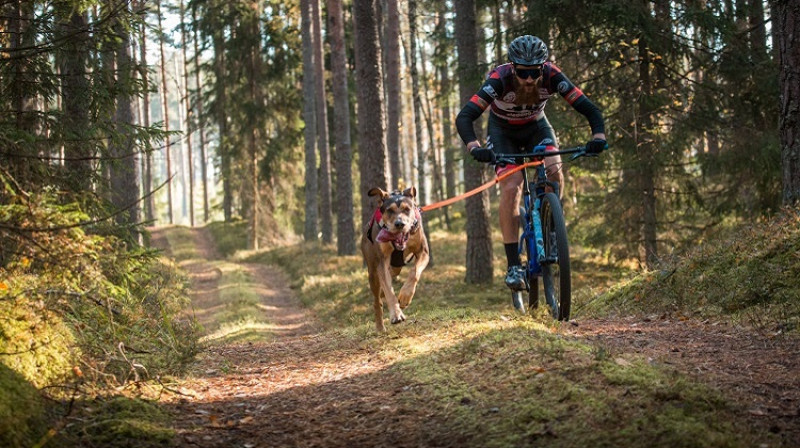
top-left (540, 193), bottom-right (571, 320)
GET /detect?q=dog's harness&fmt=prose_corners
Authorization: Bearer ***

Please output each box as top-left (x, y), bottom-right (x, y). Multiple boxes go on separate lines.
top-left (366, 205), bottom-right (422, 268)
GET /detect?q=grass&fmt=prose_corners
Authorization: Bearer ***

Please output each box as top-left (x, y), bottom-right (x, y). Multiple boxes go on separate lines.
top-left (237, 217), bottom-right (783, 447)
top-left (162, 226), bottom-right (275, 345)
top-left (579, 208), bottom-right (800, 331)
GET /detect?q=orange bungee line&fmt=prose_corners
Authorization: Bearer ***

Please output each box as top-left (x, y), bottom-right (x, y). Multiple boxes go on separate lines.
top-left (419, 160), bottom-right (543, 213)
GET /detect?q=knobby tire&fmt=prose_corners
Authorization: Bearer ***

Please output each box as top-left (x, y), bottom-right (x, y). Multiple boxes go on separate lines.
top-left (540, 193), bottom-right (571, 320)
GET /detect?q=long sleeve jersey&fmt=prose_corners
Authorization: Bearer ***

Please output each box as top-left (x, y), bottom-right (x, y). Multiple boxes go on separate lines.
top-left (456, 62), bottom-right (605, 145)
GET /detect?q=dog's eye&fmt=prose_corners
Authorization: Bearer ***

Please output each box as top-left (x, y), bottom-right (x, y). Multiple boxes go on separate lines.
top-left (400, 205), bottom-right (411, 212)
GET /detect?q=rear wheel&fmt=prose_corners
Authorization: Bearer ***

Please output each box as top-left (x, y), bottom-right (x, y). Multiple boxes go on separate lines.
top-left (540, 193), bottom-right (571, 320)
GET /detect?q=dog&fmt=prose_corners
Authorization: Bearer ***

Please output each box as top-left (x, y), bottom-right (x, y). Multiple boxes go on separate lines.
top-left (360, 187), bottom-right (430, 332)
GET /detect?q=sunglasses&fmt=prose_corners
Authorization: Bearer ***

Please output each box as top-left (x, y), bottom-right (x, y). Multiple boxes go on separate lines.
top-left (515, 67), bottom-right (542, 79)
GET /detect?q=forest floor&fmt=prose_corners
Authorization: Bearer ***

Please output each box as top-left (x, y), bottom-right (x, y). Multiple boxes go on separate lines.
top-left (150, 227), bottom-right (800, 448)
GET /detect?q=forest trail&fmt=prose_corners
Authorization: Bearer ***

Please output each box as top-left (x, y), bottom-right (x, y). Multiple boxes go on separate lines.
top-left (150, 227), bottom-right (800, 447)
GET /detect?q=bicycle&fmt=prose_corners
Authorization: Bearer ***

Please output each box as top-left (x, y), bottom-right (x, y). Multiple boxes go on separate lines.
top-left (493, 144), bottom-right (597, 320)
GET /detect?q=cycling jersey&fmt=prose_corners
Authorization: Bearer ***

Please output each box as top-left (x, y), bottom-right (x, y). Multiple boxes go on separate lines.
top-left (456, 62), bottom-right (605, 145)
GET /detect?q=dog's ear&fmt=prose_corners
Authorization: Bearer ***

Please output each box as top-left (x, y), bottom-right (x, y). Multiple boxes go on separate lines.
top-left (368, 187), bottom-right (389, 206)
top-left (368, 187), bottom-right (389, 199)
top-left (402, 186), bottom-right (417, 199)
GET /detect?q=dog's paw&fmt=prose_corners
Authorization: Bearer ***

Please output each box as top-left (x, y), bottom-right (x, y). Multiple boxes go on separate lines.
top-left (397, 284), bottom-right (417, 309)
top-left (376, 322), bottom-right (387, 333)
top-left (390, 310), bottom-right (406, 324)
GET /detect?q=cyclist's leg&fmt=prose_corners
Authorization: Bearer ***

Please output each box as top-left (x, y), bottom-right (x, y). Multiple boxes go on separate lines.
top-left (530, 115), bottom-right (564, 198)
top-left (489, 116), bottom-right (524, 250)
top-left (489, 116), bottom-right (528, 290)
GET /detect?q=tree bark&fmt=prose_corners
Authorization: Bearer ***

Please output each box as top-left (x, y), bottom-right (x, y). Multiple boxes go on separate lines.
top-left (409, 0), bottom-right (427, 205)
top-left (137, 5), bottom-right (155, 222)
top-left (455, 0), bottom-right (493, 283)
top-left (638, 19), bottom-right (659, 268)
top-left (56, 4), bottom-right (92, 193)
top-left (772, 0), bottom-right (800, 205)
top-left (353, 0), bottom-right (389, 225)
top-left (301, 0), bottom-right (319, 240)
top-left (156, 0), bottom-right (173, 224)
top-left (192, 4), bottom-right (209, 223)
top-left (328, 0), bottom-right (356, 255)
top-left (111, 0), bottom-right (140, 240)
top-left (312, 0), bottom-right (333, 243)
top-left (180, 0), bottom-right (194, 227)
top-left (213, 27), bottom-right (232, 221)
top-left (385, 0), bottom-right (403, 186)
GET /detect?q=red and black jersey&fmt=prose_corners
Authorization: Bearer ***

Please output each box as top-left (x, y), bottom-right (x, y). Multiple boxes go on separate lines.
top-left (457, 62), bottom-right (605, 145)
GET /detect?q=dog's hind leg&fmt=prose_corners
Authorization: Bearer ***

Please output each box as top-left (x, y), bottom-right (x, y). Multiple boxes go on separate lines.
top-left (368, 271), bottom-right (386, 332)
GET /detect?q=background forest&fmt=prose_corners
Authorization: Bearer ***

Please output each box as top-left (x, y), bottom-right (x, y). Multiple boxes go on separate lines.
top-left (1, 0), bottom-right (799, 445)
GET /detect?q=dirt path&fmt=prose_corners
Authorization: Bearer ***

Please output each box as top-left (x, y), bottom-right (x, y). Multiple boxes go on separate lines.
top-left (566, 316), bottom-right (800, 445)
top-left (151, 228), bottom-right (799, 447)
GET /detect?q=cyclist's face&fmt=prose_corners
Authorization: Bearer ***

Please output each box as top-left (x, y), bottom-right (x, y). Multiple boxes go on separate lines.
top-left (514, 65), bottom-right (542, 87)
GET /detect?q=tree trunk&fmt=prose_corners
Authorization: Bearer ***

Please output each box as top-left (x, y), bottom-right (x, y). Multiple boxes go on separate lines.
top-left (111, 0), bottom-right (140, 240)
top-left (192, 4), bottom-right (209, 223)
top-left (180, 0), bottom-right (194, 227)
top-left (137, 7), bottom-right (155, 222)
top-left (156, 0), bottom-right (173, 224)
top-left (772, 0), bottom-right (800, 205)
top-left (328, 0), bottom-right (356, 255)
top-left (248, 1), bottom-right (263, 250)
top-left (437, 6), bottom-right (457, 201)
top-left (56, 5), bottom-right (92, 193)
top-left (409, 0), bottom-right (427, 205)
top-left (455, 0), bottom-right (493, 283)
top-left (385, 0), bottom-right (402, 186)
top-left (312, 0), bottom-right (333, 243)
top-left (301, 0), bottom-right (319, 240)
top-left (213, 28), bottom-right (232, 221)
top-left (638, 27), bottom-right (659, 268)
top-left (353, 0), bottom-right (389, 225)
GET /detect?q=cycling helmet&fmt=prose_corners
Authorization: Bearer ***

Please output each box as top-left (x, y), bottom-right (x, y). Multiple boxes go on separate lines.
top-left (508, 35), bottom-right (548, 66)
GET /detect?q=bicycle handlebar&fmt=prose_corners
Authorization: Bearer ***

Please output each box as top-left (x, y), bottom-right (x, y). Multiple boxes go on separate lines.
top-left (491, 145), bottom-right (593, 166)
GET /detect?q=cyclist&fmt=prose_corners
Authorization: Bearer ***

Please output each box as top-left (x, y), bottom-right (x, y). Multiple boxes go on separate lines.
top-left (456, 34), bottom-right (607, 290)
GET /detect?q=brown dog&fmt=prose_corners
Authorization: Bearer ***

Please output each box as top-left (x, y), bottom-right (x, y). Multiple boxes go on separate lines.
top-left (360, 187), bottom-right (430, 332)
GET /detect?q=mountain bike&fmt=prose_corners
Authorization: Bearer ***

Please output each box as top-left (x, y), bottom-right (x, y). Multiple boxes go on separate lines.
top-left (493, 144), bottom-right (594, 320)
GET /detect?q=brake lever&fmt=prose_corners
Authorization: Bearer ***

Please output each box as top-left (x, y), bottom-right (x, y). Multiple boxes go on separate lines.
top-left (569, 151), bottom-right (593, 161)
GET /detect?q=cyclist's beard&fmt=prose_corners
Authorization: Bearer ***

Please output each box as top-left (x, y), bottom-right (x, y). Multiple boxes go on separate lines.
top-left (513, 76), bottom-right (541, 106)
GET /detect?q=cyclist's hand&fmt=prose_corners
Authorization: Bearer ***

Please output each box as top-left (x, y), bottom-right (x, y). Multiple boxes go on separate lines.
top-left (470, 147), bottom-right (496, 163)
top-left (586, 138), bottom-right (608, 154)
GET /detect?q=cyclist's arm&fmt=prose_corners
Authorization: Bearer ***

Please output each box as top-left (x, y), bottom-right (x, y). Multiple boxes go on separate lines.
top-left (456, 77), bottom-right (503, 148)
top-left (547, 66), bottom-right (605, 136)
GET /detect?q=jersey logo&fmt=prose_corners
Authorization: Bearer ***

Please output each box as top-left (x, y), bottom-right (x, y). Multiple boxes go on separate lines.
top-left (482, 85), bottom-right (499, 99)
top-left (557, 81), bottom-right (570, 94)
top-left (502, 92), bottom-right (516, 103)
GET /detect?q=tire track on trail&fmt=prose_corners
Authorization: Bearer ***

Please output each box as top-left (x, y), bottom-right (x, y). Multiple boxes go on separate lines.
top-left (150, 228), bottom-right (426, 448)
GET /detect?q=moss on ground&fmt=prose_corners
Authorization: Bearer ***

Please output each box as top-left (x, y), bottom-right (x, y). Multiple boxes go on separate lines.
top-left (579, 208), bottom-right (800, 330)
top-left (0, 364), bottom-right (47, 448)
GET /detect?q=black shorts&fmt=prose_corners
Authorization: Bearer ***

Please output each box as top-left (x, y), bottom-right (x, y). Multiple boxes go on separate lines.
top-left (486, 113), bottom-right (560, 175)
top-left (486, 113), bottom-right (558, 153)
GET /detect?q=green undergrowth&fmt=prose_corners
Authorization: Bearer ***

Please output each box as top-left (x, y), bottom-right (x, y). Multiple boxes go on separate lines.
top-left (205, 219), bottom-right (248, 257)
top-left (578, 208), bottom-right (800, 331)
top-left (1, 189), bottom-right (199, 447)
top-left (236, 223), bottom-right (779, 446)
top-left (59, 396), bottom-right (175, 448)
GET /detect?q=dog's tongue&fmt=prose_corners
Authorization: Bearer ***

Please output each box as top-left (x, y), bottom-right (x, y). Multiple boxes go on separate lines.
top-left (376, 228), bottom-right (409, 250)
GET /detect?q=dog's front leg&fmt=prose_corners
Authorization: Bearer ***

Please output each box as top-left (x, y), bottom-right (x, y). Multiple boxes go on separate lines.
top-left (377, 257), bottom-right (406, 324)
top-left (398, 245), bottom-right (430, 309)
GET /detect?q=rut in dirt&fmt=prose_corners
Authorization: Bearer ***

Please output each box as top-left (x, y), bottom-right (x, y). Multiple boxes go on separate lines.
top-left (152, 228), bottom-right (454, 448)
